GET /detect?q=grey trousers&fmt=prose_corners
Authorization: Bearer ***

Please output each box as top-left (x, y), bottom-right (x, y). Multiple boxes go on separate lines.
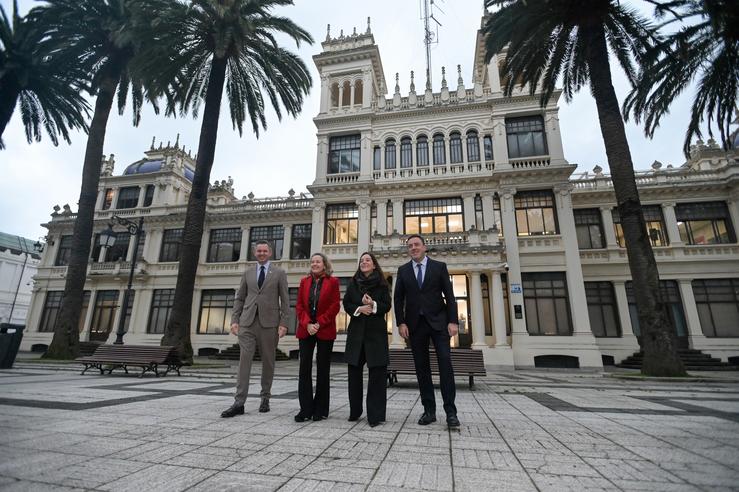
top-left (234, 319), bottom-right (279, 406)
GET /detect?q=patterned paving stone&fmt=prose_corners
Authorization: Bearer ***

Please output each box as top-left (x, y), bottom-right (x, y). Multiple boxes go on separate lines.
top-left (97, 464), bottom-right (216, 492)
top-left (370, 462), bottom-right (453, 490)
top-left (185, 471), bottom-right (286, 491)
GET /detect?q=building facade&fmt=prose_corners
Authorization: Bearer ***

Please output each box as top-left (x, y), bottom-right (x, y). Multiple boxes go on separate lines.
top-left (21, 20), bottom-right (739, 369)
top-left (0, 232), bottom-right (41, 326)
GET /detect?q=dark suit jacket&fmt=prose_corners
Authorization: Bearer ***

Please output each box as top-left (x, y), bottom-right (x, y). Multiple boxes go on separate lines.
top-left (394, 257), bottom-right (458, 332)
top-left (343, 280), bottom-right (391, 368)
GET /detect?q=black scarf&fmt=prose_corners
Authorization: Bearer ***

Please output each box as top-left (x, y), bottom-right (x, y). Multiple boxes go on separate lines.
top-left (354, 270), bottom-right (383, 294)
top-left (308, 275), bottom-right (324, 323)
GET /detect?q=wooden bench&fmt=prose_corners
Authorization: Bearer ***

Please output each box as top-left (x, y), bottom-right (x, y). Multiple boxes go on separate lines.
top-left (387, 348), bottom-right (486, 389)
top-left (76, 344), bottom-right (182, 378)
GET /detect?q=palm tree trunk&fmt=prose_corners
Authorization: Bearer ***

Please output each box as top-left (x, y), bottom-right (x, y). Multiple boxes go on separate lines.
top-left (585, 26), bottom-right (685, 376)
top-left (44, 73), bottom-right (119, 359)
top-left (162, 56), bottom-right (228, 364)
top-left (0, 84), bottom-right (20, 148)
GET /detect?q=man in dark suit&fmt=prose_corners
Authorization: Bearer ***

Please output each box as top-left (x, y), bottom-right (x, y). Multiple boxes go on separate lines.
top-left (394, 234), bottom-right (460, 428)
top-left (221, 240), bottom-right (289, 418)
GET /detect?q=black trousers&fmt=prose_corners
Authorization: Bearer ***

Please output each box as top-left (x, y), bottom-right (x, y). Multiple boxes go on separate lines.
top-left (298, 336), bottom-right (334, 418)
top-left (347, 344), bottom-right (387, 424)
top-left (409, 316), bottom-right (457, 416)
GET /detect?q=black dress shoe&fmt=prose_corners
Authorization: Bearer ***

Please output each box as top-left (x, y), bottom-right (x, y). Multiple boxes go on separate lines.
top-left (347, 415), bottom-right (361, 422)
top-left (368, 421), bottom-right (380, 428)
top-left (258, 399), bottom-right (270, 413)
top-left (312, 414), bottom-right (326, 422)
top-left (221, 404), bottom-right (244, 418)
top-left (417, 411), bottom-right (436, 425)
top-left (294, 413), bottom-right (310, 422)
top-left (446, 414), bottom-right (460, 428)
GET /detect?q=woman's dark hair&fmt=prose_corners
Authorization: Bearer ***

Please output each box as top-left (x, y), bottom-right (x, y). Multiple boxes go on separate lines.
top-left (353, 251), bottom-right (389, 288)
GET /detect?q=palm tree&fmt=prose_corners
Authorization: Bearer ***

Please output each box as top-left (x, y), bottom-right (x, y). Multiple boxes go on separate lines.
top-left (38, 0), bottom-right (171, 359)
top-left (0, 0), bottom-right (89, 149)
top-left (624, 0), bottom-right (738, 155)
top-left (483, 0), bottom-right (686, 376)
top-left (149, 0), bottom-right (313, 363)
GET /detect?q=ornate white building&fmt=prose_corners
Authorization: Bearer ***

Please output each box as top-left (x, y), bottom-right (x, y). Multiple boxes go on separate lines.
top-left (21, 20), bottom-right (739, 369)
top-left (0, 232), bottom-right (41, 326)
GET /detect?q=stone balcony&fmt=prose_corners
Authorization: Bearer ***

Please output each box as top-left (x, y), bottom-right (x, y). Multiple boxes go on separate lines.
top-left (370, 228), bottom-right (502, 255)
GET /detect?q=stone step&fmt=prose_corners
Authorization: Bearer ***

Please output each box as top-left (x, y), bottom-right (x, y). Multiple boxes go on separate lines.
top-left (617, 349), bottom-right (739, 371)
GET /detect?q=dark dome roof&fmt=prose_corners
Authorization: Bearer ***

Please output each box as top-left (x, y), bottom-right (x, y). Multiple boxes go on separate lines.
top-left (123, 159), bottom-right (194, 181)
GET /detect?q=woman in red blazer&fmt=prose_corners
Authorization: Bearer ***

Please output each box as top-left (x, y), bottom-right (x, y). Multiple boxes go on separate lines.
top-left (294, 252), bottom-right (340, 422)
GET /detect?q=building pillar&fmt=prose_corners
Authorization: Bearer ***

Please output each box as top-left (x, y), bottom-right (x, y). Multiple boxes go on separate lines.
top-left (238, 226), bottom-right (250, 262)
top-left (443, 136), bottom-right (451, 172)
top-left (491, 116), bottom-right (510, 170)
top-left (462, 193), bottom-right (476, 231)
top-left (379, 142), bottom-right (386, 171)
top-left (95, 189), bottom-right (105, 210)
top-left (79, 288), bottom-right (97, 341)
top-left (136, 186), bottom-right (147, 208)
top-left (376, 200), bottom-right (388, 235)
top-left (360, 131), bottom-right (373, 180)
top-left (357, 199), bottom-right (371, 253)
top-left (555, 184), bottom-right (594, 336)
top-left (613, 281), bottom-right (634, 337)
top-left (392, 199), bottom-right (404, 234)
top-left (362, 69), bottom-right (372, 109)
top-left (349, 80), bottom-right (355, 107)
top-left (491, 270), bottom-right (508, 347)
top-left (678, 278), bottom-right (706, 347)
top-left (486, 53), bottom-right (502, 93)
top-left (314, 136), bottom-right (328, 185)
top-left (600, 206), bottom-right (618, 247)
top-left (338, 84), bottom-right (344, 109)
top-left (281, 224), bottom-right (292, 261)
top-left (199, 229), bottom-right (210, 264)
top-left (481, 192), bottom-right (495, 231)
top-left (661, 202), bottom-right (683, 246)
top-left (499, 188), bottom-right (525, 335)
top-left (319, 74), bottom-right (329, 113)
top-left (544, 109), bottom-right (566, 165)
top-left (108, 188), bottom-right (120, 210)
top-left (469, 271), bottom-right (487, 349)
top-left (726, 194), bottom-right (739, 236)
top-left (310, 201), bottom-right (325, 253)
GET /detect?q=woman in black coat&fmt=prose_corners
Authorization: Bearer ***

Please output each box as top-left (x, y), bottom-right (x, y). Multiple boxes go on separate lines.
top-left (343, 252), bottom-right (391, 427)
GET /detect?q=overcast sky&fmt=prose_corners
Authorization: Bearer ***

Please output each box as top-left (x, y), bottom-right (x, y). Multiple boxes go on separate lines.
top-left (1, 0), bottom-right (696, 241)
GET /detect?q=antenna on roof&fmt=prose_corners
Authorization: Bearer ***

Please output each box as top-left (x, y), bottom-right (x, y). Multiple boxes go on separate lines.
top-left (420, 0), bottom-right (443, 88)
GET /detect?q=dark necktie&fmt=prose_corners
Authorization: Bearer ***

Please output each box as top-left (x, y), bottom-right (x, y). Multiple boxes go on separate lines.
top-left (258, 265), bottom-right (266, 288)
top-left (416, 263), bottom-right (423, 289)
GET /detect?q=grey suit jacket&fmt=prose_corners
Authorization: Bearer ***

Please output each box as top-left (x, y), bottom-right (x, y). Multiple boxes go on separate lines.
top-left (231, 263), bottom-right (290, 328)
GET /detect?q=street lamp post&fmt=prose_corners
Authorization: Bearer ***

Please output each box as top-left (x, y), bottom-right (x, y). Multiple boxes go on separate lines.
top-left (101, 215), bottom-right (144, 345)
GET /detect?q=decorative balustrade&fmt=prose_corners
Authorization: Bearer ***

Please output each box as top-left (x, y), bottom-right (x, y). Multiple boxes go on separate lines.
top-left (509, 156), bottom-right (551, 169)
top-left (371, 161), bottom-right (494, 182)
top-left (322, 243), bottom-right (358, 259)
top-left (572, 166), bottom-right (736, 191)
top-left (517, 235), bottom-right (563, 251)
top-left (325, 173), bottom-right (360, 184)
top-left (371, 229), bottom-right (501, 252)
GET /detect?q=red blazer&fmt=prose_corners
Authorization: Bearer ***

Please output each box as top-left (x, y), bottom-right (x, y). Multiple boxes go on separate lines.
top-left (296, 275), bottom-right (340, 340)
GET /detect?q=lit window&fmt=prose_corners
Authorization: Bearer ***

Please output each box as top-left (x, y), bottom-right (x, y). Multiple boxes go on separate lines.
top-left (515, 190), bottom-right (558, 236)
top-left (325, 204), bottom-right (358, 244)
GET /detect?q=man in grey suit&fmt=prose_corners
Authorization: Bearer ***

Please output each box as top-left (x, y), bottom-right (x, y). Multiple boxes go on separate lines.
top-left (221, 240), bottom-right (290, 418)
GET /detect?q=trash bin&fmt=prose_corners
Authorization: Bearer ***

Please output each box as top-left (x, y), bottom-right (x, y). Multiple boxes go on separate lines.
top-left (0, 323), bottom-right (25, 369)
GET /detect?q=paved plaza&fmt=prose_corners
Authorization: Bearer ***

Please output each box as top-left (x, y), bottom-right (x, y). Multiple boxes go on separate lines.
top-left (1, 359), bottom-right (738, 491)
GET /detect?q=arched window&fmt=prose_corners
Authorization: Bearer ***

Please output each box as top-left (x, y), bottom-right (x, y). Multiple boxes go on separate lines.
top-left (400, 137), bottom-right (412, 168)
top-left (354, 80), bottom-right (363, 105)
top-left (466, 130), bottom-right (480, 162)
top-left (433, 133), bottom-right (446, 165)
top-left (449, 131), bottom-right (463, 163)
top-left (385, 138), bottom-right (396, 169)
top-left (330, 83), bottom-right (339, 108)
top-left (416, 135), bottom-right (429, 166)
top-left (342, 81), bottom-right (351, 107)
